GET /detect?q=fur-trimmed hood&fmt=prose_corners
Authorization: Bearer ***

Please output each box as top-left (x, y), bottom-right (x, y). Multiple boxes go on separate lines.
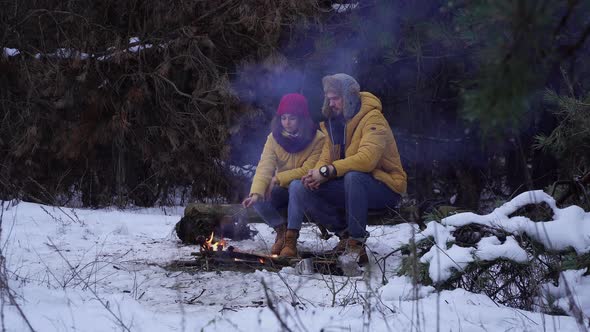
top-left (321, 73), bottom-right (361, 119)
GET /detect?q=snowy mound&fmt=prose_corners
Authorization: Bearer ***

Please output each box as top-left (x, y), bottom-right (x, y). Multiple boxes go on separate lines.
top-left (418, 190), bottom-right (590, 283)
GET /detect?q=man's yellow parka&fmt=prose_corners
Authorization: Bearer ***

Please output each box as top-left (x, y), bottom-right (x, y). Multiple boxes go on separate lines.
top-left (315, 92), bottom-right (407, 194)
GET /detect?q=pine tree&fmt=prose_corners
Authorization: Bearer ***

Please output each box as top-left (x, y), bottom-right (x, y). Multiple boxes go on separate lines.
top-left (534, 89), bottom-right (590, 178)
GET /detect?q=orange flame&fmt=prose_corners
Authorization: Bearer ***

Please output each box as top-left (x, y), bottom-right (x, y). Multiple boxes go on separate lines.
top-left (203, 232), bottom-right (227, 251)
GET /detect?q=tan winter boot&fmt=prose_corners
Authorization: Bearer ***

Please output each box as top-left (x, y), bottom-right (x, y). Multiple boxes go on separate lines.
top-left (271, 224), bottom-right (287, 255)
top-left (328, 233), bottom-right (350, 255)
top-left (343, 239), bottom-right (369, 265)
top-left (279, 229), bottom-right (299, 257)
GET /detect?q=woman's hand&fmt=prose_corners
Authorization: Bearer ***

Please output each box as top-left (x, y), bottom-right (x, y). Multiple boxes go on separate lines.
top-left (265, 176), bottom-right (279, 200)
top-left (242, 193), bottom-right (261, 208)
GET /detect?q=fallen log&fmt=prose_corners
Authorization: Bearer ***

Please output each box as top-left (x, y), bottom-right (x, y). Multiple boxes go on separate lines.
top-left (183, 203), bottom-right (418, 225)
top-left (176, 202), bottom-right (422, 245)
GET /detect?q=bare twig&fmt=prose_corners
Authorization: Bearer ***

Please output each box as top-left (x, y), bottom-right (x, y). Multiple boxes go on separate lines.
top-left (47, 237), bottom-right (132, 332)
top-left (261, 278), bottom-right (294, 332)
top-left (0, 201), bottom-right (36, 331)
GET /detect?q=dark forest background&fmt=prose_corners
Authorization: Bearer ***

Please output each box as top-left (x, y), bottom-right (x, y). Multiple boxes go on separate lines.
top-left (1, 0), bottom-right (589, 213)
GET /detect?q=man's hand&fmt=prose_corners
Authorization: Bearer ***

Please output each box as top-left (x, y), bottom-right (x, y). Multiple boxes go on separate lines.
top-left (302, 169), bottom-right (328, 190)
top-left (242, 193), bottom-right (261, 208)
top-left (301, 170), bottom-right (313, 189)
top-left (264, 176), bottom-right (278, 200)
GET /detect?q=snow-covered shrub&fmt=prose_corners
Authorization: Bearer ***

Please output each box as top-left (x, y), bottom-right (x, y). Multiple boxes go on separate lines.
top-left (397, 190), bottom-right (590, 315)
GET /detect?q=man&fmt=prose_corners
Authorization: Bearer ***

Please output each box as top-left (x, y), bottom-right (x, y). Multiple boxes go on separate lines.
top-left (281, 73), bottom-right (407, 263)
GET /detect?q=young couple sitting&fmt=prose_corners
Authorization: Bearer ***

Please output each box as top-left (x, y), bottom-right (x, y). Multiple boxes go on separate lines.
top-left (242, 73), bottom-right (407, 264)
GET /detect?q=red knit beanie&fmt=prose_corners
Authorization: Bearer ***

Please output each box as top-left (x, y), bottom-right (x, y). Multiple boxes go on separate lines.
top-left (276, 93), bottom-right (310, 118)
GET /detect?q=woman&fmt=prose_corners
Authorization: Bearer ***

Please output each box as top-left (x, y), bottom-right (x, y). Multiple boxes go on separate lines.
top-left (242, 93), bottom-right (324, 256)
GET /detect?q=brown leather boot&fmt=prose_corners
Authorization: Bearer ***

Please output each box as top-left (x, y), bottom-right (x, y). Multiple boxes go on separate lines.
top-left (343, 239), bottom-right (369, 265)
top-left (328, 233), bottom-right (350, 255)
top-left (279, 229), bottom-right (299, 257)
top-left (271, 224), bottom-right (287, 255)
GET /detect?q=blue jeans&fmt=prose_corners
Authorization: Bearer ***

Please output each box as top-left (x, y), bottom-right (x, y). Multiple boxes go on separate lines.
top-left (288, 171), bottom-right (401, 241)
top-left (253, 186), bottom-right (289, 228)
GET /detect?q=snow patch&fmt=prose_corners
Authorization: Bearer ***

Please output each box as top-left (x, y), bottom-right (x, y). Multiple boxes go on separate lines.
top-left (541, 269), bottom-right (590, 318)
top-left (2, 196), bottom-right (588, 331)
top-left (3, 47), bottom-right (20, 57)
top-left (475, 236), bottom-right (529, 262)
top-left (127, 37), bottom-right (153, 53)
top-left (443, 190), bottom-right (590, 254)
top-left (380, 276), bottom-right (435, 301)
top-left (421, 243), bottom-right (474, 283)
top-left (415, 190), bottom-right (590, 284)
top-left (332, 2), bottom-right (359, 13)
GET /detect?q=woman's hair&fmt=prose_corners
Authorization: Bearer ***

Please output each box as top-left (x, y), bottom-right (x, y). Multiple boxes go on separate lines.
top-left (271, 113), bottom-right (316, 141)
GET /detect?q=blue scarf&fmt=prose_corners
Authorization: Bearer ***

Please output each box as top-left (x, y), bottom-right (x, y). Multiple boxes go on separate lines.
top-left (327, 115), bottom-right (346, 159)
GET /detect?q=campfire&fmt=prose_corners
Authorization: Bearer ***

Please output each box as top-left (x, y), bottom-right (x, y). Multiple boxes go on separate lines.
top-left (201, 232), bottom-right (227, 252)
top-left (198, 232), bottom-right (273, 266)
top-left (168, 232), bottom-right (347, 276)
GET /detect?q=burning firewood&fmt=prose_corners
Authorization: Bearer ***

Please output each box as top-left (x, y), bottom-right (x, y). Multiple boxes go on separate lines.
top-left (168, 232), bottom-right (347, 276)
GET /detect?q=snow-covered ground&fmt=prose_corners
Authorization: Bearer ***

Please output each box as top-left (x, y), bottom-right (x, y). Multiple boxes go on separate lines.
top-left (2, 196), bottom-right (589, 331)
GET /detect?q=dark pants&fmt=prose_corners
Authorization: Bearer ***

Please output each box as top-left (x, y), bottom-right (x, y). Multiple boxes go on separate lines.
top-left (288, 171), bottom-right (401, 241)
top-left (252, 186), bottom-right (289, 228)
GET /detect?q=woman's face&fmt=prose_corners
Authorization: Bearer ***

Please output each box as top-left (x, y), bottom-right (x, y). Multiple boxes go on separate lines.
top-left (281, 114), bottom-right (299, 134)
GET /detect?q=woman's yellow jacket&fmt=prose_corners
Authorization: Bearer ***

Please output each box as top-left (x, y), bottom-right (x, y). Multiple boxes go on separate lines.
top-left (249, 131), bottom-right (325, 196)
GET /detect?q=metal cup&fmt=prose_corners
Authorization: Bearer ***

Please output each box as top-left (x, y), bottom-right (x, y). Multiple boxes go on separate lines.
top-left (295, 258), bottom-right (314, 275)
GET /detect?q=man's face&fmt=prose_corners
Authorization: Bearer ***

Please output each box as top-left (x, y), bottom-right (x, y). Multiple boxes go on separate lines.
top-left (326, 91), bottom-right (343, 115)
